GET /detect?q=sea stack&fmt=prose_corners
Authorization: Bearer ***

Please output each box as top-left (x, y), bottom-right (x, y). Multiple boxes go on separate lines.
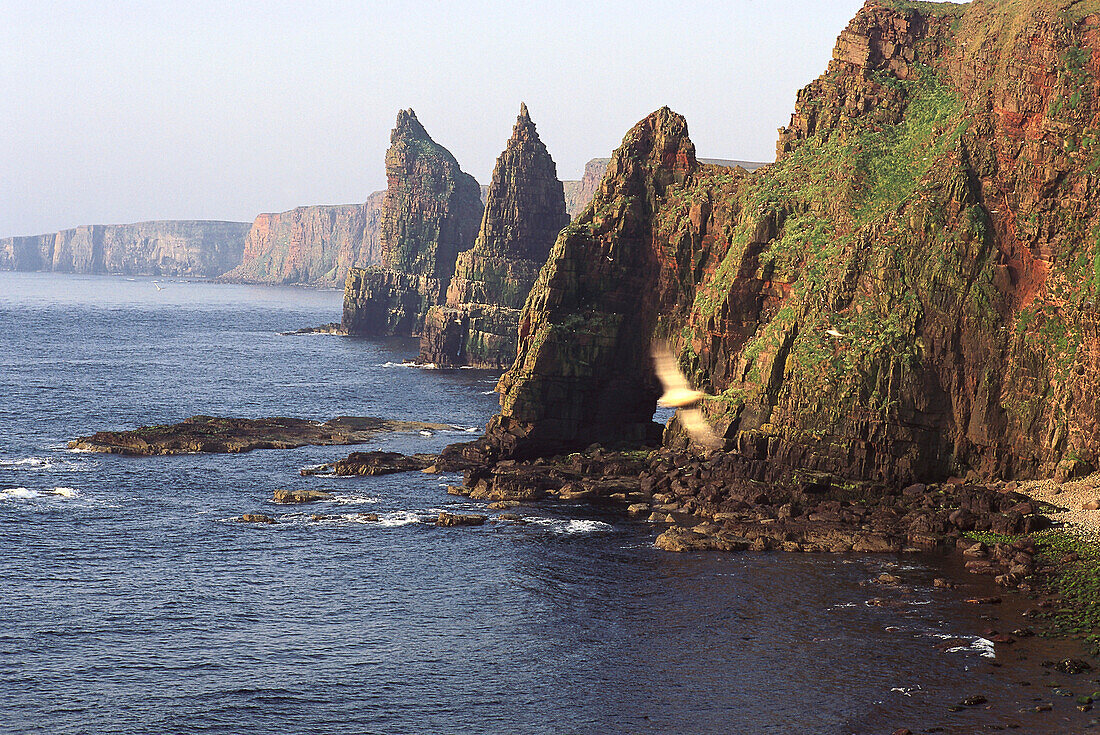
top-left (418, 103), bottom-right (569, 368)
top-left (342, 109), bottom-right (483, 336)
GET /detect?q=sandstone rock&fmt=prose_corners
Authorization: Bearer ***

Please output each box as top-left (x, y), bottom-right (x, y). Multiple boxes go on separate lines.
top-left (332, 451), bottom-right (435, 476)
top-left (436, 511), bottom-right (488, 527)
top-left (467, 0), bottom-right (1100, 486)
top-left (342, 110), bottom-right (483, 337)
top-left (419, 104), bottom-right (570, 368)
top-left (239, 513), bottom-right (276, 524)
top-left (272, 489), bottom-right (333, 504)
top-left (69, 415), bottom-right (449, 456)
top-left (220, 194), bottom-right (384, 286)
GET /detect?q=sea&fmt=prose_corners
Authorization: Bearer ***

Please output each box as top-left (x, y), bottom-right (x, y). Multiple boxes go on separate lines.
top-left (0, 271), bottom-right (1094, 735)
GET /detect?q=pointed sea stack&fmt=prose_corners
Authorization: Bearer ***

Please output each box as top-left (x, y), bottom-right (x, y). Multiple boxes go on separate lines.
top-left (478, 107), bottom-right (701, 458)
top-left (417, 104), bottom-right (570, 367)
top-left (342, 110), bottom-right (483, 336)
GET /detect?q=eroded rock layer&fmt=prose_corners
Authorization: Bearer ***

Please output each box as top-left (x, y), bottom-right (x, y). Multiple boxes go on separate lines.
top-left (474, 0), bottom-right (1100, 484)
top-left (342, 110), bottom-right (483, 337)
top-left (0, 220), bottom-right (250, 277)
top-left (220, 192), bottom-right (384, 286)
top-left (418, 104), bottom-right (569, 367)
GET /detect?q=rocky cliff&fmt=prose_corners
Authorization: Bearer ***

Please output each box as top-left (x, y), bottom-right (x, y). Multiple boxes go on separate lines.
top-left (220, 193), bottom-right (384, 286)
top-left (418, 104), bottom-right (569, 368)
top-left (474, 0), bottom-right (1100, 485)
top-left (342, 110), bottom-right (483, 336)
top-left (0, 220), bottom-right (250, 277)
top-left (562, 158), bottom-right (768, 219)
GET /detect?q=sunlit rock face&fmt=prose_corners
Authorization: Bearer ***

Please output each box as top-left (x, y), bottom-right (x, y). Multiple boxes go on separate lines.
top-left (474, 0), bottom-right (1100, 486)
top-left (418, 104), bottom-right (569, 368)
top-left (342, 109), bottom-right (483, 337)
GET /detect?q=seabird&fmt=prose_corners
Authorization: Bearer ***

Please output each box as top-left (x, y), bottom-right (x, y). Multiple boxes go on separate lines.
top-left (650, 343), bottom-right (722, 449)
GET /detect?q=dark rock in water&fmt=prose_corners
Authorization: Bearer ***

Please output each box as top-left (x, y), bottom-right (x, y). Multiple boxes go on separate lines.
top-left (436, 512), bottom-right (487, 527)
top-left (1052, 659), bottom-right (1094, 675)
top-left (280, 323), bottom-right (346, 336)
top-left (67, 415), bottom-right (449, 455)
top-left (272, 489), bottom-right (333, 504)
top-left (332, 451), bottom-right (436, 476)
top-left (342, 109), bottom-right (483, 337)
top-left (239, 514), bottom-right (277, 524)
top-left (418, 103), bottom-right (570, 368)
top-left (958, 695), bottom-right (987, 707)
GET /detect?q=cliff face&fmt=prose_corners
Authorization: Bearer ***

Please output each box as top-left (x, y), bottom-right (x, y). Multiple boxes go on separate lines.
top-left (563, 159), bottom-right (611, 219)
top-left (220, 192), bottom-right (383, 286)
top-left (481, 0), bottom-right (1100, 484)
top-left (418, 104), bottom-right (569, 368)
top-left (0, 221), bottom-right (250, 277)
top-left (342, 110), bottom-right (483, 336)
top-left (562, 158), bottom-right (768, 219)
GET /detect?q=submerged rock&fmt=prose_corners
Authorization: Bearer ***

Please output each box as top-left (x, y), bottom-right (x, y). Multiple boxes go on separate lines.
top-left (239, 514), bottom-right (277, 524)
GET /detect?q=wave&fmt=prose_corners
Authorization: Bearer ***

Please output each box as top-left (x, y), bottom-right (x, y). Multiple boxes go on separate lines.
top-left (0, 486), bottom-right (80, 501)
top-left (376, 511), bottom-right (424, 527)
top-left (0, 456), bottom-right (92, 472)
top-left (331, 494), bottom-right (381, 505)
top-left (380, 361), bottom-right (437, 369)
top-left (521, 516), bottom-right (613, 534)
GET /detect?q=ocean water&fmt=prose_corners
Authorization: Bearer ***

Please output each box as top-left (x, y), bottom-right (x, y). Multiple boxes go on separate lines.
top-left (0, 271), bottom-right (1092, 735)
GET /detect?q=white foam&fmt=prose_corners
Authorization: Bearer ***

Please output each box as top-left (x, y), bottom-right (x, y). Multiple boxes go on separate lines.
top-left (377, 511), bottom-right (423, 527)
top-left (380, 361), bottom-right (437, 369)
top-left (332, 495), bottom-right (381, 505)
top-left (0, 486), bottom-right (79, 501)
top-left (944, 636), bottom-right (997, 659)
top-left (0, 456), bottom-right (90, 472)
top-left (523, 516), bottom-right (613, 534)
top-left (480, 391), bottom-right (496, 395)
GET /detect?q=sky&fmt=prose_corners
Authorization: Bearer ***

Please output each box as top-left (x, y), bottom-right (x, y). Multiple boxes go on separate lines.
top-left (0, 0), bottom-right (869, 237)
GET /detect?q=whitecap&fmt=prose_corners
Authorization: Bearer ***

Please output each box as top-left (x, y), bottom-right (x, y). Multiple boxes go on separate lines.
top-left (522, 516), bottom-right (613, 534)
top-left (0, 456), bottom-right (89, 472)
top-left (480, 390), bottom-right (496, 395)
top-left (376, 511), bottom-right (423, 527)
top-left (380, 361), bottom-right (437, 369)
top-left (331, 495), bottom-right (381, 505)
top-left (944, 636), bottom-right (996, 659)
top-left (0, 486), bottom-right (79, 501)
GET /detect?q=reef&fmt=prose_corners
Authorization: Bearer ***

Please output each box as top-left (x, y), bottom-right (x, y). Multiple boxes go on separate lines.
top-left (68, 415), bottom-right (449, 455)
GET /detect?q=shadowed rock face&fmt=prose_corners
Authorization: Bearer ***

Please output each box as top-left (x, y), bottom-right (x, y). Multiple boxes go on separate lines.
top-left (0, 221), bottom-right (251, 277)
top-left (342, 109), bottom-right (483, 337)
top-left (418, 104), bottom-right (570, 368)
top-left (474, 0), bottom-right (1100, 484)
top-left (220, 192), bottom-right (384, 286)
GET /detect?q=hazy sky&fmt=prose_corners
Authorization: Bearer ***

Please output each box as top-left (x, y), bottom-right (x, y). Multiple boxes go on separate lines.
top-left (1, 0), bottom-right (868, 237)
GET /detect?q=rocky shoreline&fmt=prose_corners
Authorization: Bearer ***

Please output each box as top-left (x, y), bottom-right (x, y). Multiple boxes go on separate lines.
top-left (426, 439), bottom-right (1100, 662)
